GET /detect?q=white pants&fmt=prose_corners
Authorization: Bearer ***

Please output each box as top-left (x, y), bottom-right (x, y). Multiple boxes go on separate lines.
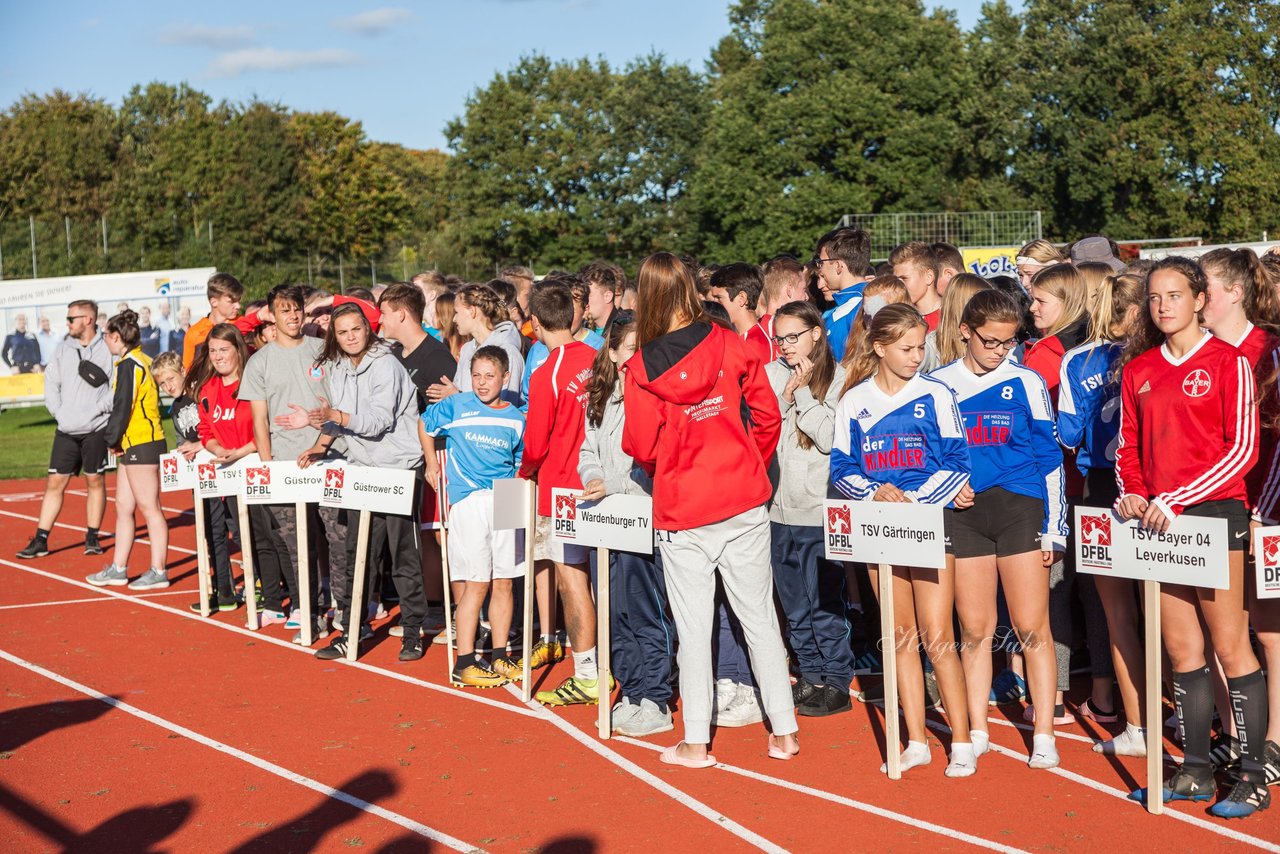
top-left (447, 491), bottom-right (523, 582)
top-left (658, 504), bottom-right (798, 744)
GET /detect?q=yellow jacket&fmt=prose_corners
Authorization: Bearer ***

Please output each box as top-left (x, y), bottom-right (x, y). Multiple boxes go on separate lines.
top-left (104, 347), bottom-right (164, 451)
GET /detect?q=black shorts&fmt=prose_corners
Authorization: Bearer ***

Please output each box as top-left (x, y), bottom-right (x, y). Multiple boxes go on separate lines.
top-left (946, 487), bottom-right (1044, 559)
top-left (120, 439), bottom-right (167, 466)
top-left (1181, 499), bottom-right (1249, 552)
top-left (49, 429), bottom-right (109, 476)
top-left (1083, 468), bottom-right (1119, 507)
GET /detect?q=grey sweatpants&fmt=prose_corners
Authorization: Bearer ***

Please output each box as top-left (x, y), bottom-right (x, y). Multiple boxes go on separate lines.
top-left (658, 504), bottom-right (798, 744)
top-left (268, 503), bottom-right (348, 611)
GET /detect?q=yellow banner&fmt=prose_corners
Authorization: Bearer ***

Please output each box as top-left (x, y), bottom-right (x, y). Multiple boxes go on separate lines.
top-left (0, 373), bottom-right (46, 401)
top-left (961, 246), bottom-right (1019, 279)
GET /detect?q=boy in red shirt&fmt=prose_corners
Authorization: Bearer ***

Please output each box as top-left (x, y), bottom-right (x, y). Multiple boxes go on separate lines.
top-left (517, 283), bottom-right (602, 706)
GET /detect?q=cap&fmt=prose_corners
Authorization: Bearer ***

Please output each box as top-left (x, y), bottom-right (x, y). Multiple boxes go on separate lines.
top-left (1071, 236), bottom-right (1124, 272)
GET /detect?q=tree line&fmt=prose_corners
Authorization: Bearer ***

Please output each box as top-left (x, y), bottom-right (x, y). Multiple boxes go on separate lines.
top-left (2, 0), bottom-right (1278, 294)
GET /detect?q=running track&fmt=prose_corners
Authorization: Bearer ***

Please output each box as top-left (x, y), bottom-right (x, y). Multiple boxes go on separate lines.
top-left (0, 477), bottom-right (1277, 852)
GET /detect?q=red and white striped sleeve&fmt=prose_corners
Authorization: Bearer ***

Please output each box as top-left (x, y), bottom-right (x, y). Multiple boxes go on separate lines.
top-left (1113, 363), bottom-right (1146, 512)
top-left (1156, 353), bottom-right (1258, 518)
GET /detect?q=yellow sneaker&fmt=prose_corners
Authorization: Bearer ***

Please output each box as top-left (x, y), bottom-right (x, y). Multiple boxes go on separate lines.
top-left (518, 639), bottom-right (565, 670)
top-left (492, 656), bottom-right (523, 683)
top-left (536, 675), bottom-right (602, 706)
top-left (451, 663), bottom-right (509, 689)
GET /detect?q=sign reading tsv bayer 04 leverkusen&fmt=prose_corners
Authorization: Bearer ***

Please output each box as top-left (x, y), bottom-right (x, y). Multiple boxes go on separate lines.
top-left (549, 488), bottom-right (653, 554)
top-left (1075, 506), bottom-right (1228, 589)
top-left (240, 460), bottom-right (332, 505)
top-left (317, 464), bottom-right (415, 515)
top-left (822, 500), bottom-right (946, 569)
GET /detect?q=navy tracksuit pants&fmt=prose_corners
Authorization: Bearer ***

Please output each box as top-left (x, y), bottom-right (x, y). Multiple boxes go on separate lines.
top-left (770, 522), bottom-right (854, 689)
top-left (609, 547), bottom-right (674, 708)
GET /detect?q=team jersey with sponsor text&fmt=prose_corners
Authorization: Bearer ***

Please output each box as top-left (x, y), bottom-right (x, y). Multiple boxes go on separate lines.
top-left (420, 392), bottom-right (524, 507)
top-left (932, 357), bottom-right (1068, 546)
top-left (1057, 340), bottom-right (1123, 474)
top-left (1115, 332), bottom-right (1257, 518)
top-left (830, 372), bottom-right (971, 505)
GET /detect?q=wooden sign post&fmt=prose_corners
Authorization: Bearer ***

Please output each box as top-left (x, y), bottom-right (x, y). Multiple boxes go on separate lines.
top-left (596, 545), bottom-right (612, 739)
top-left (492, 478), bottom-right (537, 701)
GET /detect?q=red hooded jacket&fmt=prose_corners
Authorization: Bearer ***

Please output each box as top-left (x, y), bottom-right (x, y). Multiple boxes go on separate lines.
top-left (623, 321), bottom-right (780, 530)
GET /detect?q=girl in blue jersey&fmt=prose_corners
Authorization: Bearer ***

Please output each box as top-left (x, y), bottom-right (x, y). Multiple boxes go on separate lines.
top-left (933, 289), bottom-right (1067, 771)
top-left (420, 345), bottom-right (527, 689)
top-left (832, 303), bottom-right (976, 777)
top-left (1058, 272), bottom-right (1149, 757)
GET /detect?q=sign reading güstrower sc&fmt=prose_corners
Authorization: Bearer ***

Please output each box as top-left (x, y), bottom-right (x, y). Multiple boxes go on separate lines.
top-left (822, 500), bottom-right (946, 569)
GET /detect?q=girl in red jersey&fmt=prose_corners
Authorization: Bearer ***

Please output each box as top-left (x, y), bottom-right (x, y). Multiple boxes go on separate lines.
top-left (192, 324), bottom-right (293, 628)
top-left (1116, 257), bottom-right (1267, 817)
top-left (1203, 247), bottom-right (1280, 784)
top-left (623, 252), bottom-right (798, 768)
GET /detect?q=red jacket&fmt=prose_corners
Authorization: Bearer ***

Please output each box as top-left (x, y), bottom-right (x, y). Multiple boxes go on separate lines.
top-left (197, 376), bottom-right (255, 452)
top-left (623, 321), bottom-right (780, 530)
top-left (743, 315), bottom-right (777, 366)
top-left (518, 340), bottom-right (596, 516)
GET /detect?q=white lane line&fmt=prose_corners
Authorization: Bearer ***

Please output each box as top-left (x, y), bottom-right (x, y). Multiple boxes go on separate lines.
top-left (919, 716), bottom-right (1278, 851)
top-left (0, 558), bottom-right (539, 719)
top-left (0, 508), bottom-right (242, 567)
top-left (0, 647), bottom-right (483, 853)
top-left (0, 589), bottom-right (192, 610)
top-left (503, 684), bottom-right (788, 854)
top-left (614, 736), bottom-right (1028, 853)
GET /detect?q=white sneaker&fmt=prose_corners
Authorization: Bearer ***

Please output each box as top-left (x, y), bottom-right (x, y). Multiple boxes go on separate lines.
top-left (86, 564), bottom-right (128, 587)
top-left (617, 699), bottom-right (674, 738)
top-left (127, 567), bottom-right (169, 590)
top-left (714, 677), bottom-right (738, 714)
top-left (714, 682), bottom-right (764, 728)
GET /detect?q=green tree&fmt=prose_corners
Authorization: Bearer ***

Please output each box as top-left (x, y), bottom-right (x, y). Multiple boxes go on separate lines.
top-left (0, 90), bottom-right (117, 219)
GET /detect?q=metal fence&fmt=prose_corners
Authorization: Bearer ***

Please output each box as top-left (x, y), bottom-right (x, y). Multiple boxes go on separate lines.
top-left (837, 210), bottom-right (1043, 259)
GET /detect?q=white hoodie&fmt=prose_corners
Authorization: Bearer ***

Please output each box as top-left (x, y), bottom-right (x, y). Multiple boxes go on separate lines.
top-left (454, 320), bottom-right (526, 405)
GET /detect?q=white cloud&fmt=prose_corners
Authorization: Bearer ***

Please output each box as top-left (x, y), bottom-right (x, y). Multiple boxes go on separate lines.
top-left (332, 7), bottom-right (413, 35)
top-left (161, 23), bottom-right (256, 48)
top-left (206, 48), bottom-right (362, 77)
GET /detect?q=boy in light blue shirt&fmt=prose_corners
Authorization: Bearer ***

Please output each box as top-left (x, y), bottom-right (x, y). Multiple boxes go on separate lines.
top-left (421, 345), bottom-right (525, 688)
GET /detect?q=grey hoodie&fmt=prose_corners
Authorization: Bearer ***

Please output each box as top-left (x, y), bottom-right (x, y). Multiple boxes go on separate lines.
top-left (44, 331), bottom-right (113, 435)
top-left (455, 320), bottom-right (526, 404)
top-left (764, 358), bottom-right (847, 527)
top-left (578, 387), bottom-right (653, 497)
top-left (321, 343), bottom-right (422, 469)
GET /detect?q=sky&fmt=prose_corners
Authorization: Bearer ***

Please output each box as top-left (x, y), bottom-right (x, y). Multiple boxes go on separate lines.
top-left (1, 1), bottom-right (995, 152)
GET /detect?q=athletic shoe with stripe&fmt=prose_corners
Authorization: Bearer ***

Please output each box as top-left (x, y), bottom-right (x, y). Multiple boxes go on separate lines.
top-left (452, 662), bottom-right (509, 689)
top-left (1209, 778), bottom-right (1271, 819)
top-left (1211, 733), bottom-right (1243, 774)
top-left (1129, 764), bottom-right (1215, 804)
top-left (851, 649), bottom-right (882, 675)
top-left (536, 675), bottom-right (612, 706)
top-left (990, 669), bottom-right (1027, 705)
top-left (1266, 741), bottom-right (1280, 787)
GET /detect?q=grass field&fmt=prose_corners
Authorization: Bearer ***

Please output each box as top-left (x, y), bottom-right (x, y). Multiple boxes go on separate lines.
top-left (0, 405), bottom-right (177, 480)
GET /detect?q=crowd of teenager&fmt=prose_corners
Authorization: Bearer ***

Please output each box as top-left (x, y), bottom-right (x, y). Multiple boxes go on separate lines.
top-left (16, 230), bottom-right (1280, 819)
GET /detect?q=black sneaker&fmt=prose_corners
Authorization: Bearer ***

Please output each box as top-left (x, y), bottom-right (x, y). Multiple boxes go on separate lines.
top-left (399, 634), bottom-right (425, 662)
top-left (1211, 733), bottom-right (1243, 774)
top-left (1210, 777), bottom-right (1271, 819)
top-left (83, 532), bottom-right (104, 556)
top-left (799, 683), bottom-right (853, 717)
top-left (792, 678), bottom-right (820, 707)
top-left (855, 680), bottom-right (884, 704)
top-left (316, 624), bottom-right (374, 659)
top-left (1265, 740), bottom-right (1280, 787)
top-left (189, 597), bottom-right (218, 614)
top-left (16, 536), bottom-right (48, 560)
top-left (217, 592), bottom-right (240, 612)
top-left (1129, 764), bottom-right (1216, 804)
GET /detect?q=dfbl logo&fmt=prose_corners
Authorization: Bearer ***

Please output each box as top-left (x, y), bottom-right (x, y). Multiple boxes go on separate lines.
top-left (323, 468), bottom-right (344, 500)
top-left (1080, 514), bottom-right (1111, 565)
top-left (826, 504), bottom-right (853, 553)
top-left (198, 462), bottom-right (217, 482)
top-left (245, 466), bottom-right (271, 496)
top-left (1262, 535), bottom-right (1280, 591)
top-left (554, 494), bottom-right (577, 536)
top-left (162, 457), bottom-right (178, 476)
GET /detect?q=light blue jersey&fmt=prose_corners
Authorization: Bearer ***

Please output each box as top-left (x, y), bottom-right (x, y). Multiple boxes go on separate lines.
top-left (1057, 340), bottom-right (1122, 475)
top-left (831, 372), bottom-right (971, 505)
top-left (421, 392), bottom-right (525, 507)
top-left (521, 330), bottom-right (605, 409)
top-left (932, 357), bottom-right (1068, 546)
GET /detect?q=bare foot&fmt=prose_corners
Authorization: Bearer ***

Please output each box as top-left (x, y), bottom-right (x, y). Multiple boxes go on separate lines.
top-left (769, 732), bottom-right (799, 757)
top-left (675, 741), bottom-right (709, 762)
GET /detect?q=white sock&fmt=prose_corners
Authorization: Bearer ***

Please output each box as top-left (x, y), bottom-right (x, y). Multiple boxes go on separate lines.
top-left (881, 740), bottom-right (932, 774)
top-left (971, 729), bottom-right (990, 756)
top-left (573, 647), bottom-right (598, 681)
top-left (1029, 733), bottom-right (1059, 769)
top-left (1094, 722), bottom-right (1147, 757)
top-left (946, 742), bottom-right (977, 778)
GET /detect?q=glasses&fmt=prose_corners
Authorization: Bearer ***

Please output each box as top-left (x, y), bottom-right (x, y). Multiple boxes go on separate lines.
top-left (66, 315), bottom-right (92, 323)
top-left (812, 257), bottom-right (837, 266)
top-left (973, 332), bottom-right (1019, 351)
top-left (772, 327), bottom-right (814, 346)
